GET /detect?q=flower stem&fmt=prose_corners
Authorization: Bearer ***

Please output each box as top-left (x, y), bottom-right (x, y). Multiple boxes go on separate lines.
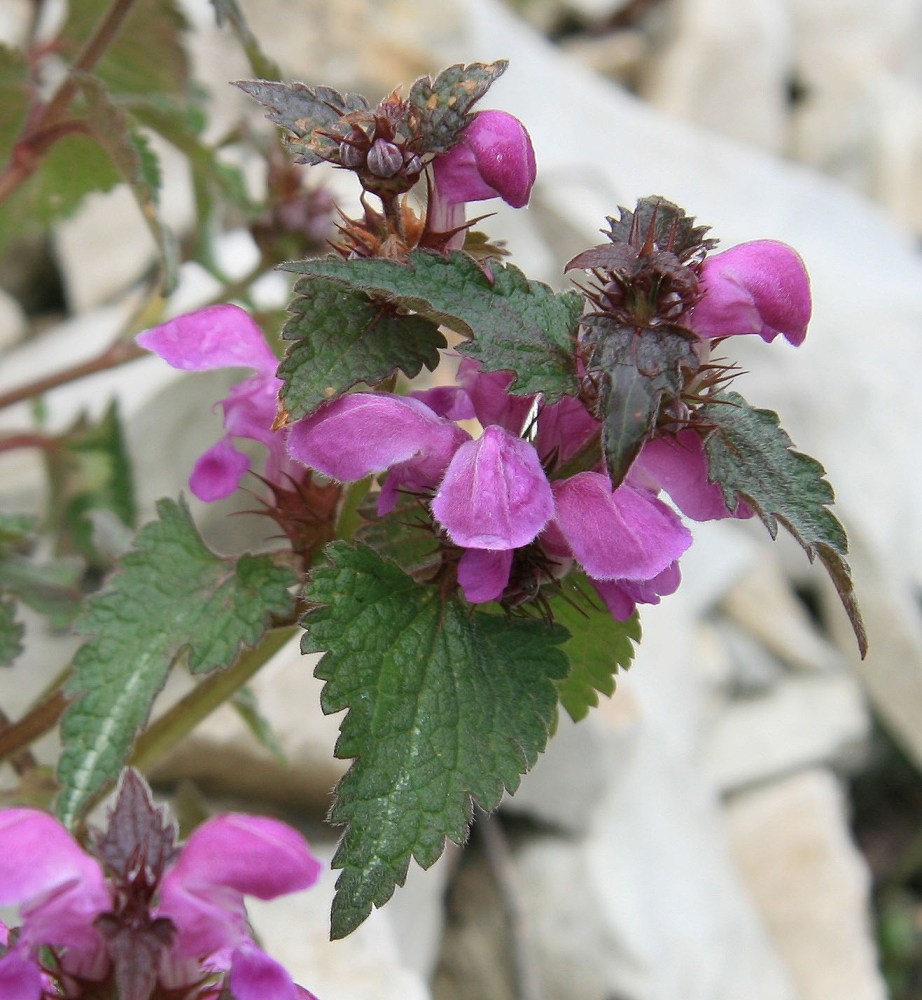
top-left (0, 0), bottom-right (142, 206)
top-left (129, 626), bottom-right (297, 773)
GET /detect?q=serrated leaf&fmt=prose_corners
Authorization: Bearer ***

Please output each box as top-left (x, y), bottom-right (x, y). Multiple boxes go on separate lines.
top-left (57, 498), bottom-right (297, 828)
top-left (0, 594), bottom-right (23, 667)
top-left (701, 390), bottom-right (867, 656)
top-left (281, 252), bottom-right (582, 401)
top-left (78, 77), bottom-right (178, 293)
top-left (604, 196), bottom-right (716, 262)
top-left (235, 79), bottom-right (369, 164)
top-left (279, 279), bottom-right (446, 419)
top-left (407, 60), bottom-right (507, 153)
top-left (45, 401), bottom-right (137, 569)
top-left (302, 542), bottom-right (569, 938)
top-left (582, 316), bottom-right (701, 486)
top-left (549, 575), bottom-right (641, 721)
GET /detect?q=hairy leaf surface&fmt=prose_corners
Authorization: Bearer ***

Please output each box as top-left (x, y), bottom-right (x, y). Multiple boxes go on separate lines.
top-left (701, 391), bottom-right (866, 656)
top-left (57, 499), bottom-right (296, 827)
top-left (279, 279), bottom-right (445, 419)
top-left (302, 542), bottom-right (568, 937)
top-left (281, 252), bottom-right (582, 401)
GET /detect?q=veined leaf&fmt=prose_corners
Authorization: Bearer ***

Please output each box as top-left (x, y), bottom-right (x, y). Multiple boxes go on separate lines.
top-left (701, 390), bottom-right (866, 656)
top-left (549, 574), bottom-right (641, 721)
top-left (57, 498), bottom-right (297, 828)
top-left (278, 279), bottom-right (445, 420)
top-left (281, 251), bottom-right (582, 402)
top-left (302, 542), bottom-right (568, 938)
top-left (407, 61), bottom-right (507, 153)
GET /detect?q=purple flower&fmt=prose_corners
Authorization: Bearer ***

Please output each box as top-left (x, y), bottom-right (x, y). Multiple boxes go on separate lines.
top-left (287, 366), bottom-right (692, 615)
top-left (0, 802), bottom-right (321, 1000)
top-left (429, 110), bottom-right (537, 246)
top-left (690, 240), bottom-right (811, 345)
top-left (632, 429), bottom-right (753, 522)
top-left (136, 304), bottom-right (293, 501)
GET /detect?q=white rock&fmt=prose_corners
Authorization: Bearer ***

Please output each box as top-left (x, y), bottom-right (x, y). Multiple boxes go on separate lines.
top-left (700, 670), bottom-right (871, 793)
top-left (724, 769), bottom-right (888, 1000)
top-left (247, 857), bottom-right (433, 1000)
top-left (637, 0), bottom-right (793, 154)
top-left (0, 288), bottom-right (28, 350)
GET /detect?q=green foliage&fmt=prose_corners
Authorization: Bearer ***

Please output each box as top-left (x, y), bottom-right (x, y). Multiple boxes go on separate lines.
top-left (701, 390), bottom-right (866, 656)
top-left (549, 575), bottom-right (641, 721)
top-left (0, 513), bottom-right (81, 633)
top-left (407, 61), bottom-right (507, 153)
top-left (57, 498), bottom-right (297, 828)
top-left (302, 542), bottom-right (569, 938)
top-left (581, 316), bottom-right (701, 487)
top-left (59, 0), bottom-right (191, 102)
top-left (78, 77), bottom-right (179, 292)
top-left (209, 0), bottom-right (282, 80)
top-left (235, 79), bottom-right (369, 164)
top-left (0, 594), bottom-right (23, 667)
top-left (281, 251), bottom-right (583, 401)
top-left (44, 402), bottom-right (136, 570)
top-left (278, 279), bottom-right (446, 419)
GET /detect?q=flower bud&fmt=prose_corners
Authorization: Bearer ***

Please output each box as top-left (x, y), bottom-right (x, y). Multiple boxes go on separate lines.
top-left (366, 139), bottom-right (404, 178)
top-left (432, 110), bottom-right (536, 209)
top-left (690, 240), bottom-right (811, 345)
top-left (338, 140), bottom-right (366, 169)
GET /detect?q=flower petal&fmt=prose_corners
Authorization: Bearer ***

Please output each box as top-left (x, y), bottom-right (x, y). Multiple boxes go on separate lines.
top-left (432, 426), bottom-right (554, 549)
top-left (287, 394), bottom-right (468, 483)
top-left (167, 815), bottom-right (322, 900)
top-left (136, 305), bottom-right (278, 375)
top-left (432, 110), bottom-right (536, 208)
top-left (158, 815), bottom-right (321, 959)
top-left (457, 548), bottom-right (514, 603)
top-left (0, 810), bottom-right (110, 952)
top-left (591, 561), bottom-right (682, 620)
top-left (633, 430), bottom-right (753, 521)
top-left (552, 473), bottom-right (692, 581)
top-left (189, 437), bottom-right (253, 502)
top-left (228, 941), bottom-right (300, 1000)
top-left (691, 240), bottom-right (811, 345)
top-left (0, 950), bottom-right (43, 1000)
top-left (221, 374), bottom-right (283, 448)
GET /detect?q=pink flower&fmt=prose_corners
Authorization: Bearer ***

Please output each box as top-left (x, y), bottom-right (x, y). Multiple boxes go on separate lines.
top-left (631, 429), bottom-right (753, 522)
top-left (287, 366), bottom-right (692, 615)
top-left (0, 788), bottom-right (321, 1000)
top-left (137, 304), bottom-right (293, 501)
top-left (429, 110), bottom-right (537, 246)
top-left (690, 240), bottom-right (811, 346)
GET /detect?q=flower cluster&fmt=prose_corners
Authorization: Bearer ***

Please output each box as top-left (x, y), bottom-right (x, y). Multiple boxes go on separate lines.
top-left (0, 771), bottom-right (321, 1000)
top-left (136, 109), bottom-right (812, 624)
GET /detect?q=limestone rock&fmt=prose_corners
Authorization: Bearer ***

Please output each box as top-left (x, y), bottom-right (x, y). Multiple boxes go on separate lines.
top-left (724, 769), bottom-right (888, 1000)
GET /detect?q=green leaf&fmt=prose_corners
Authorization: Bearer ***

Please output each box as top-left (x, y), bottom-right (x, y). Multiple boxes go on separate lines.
top-left (281, 252), bottom-right (582, 401)
top-left (548, 575), bottom-right (641, 721)
top-left (0, 555), bottom-right (82, 629)
top-left (78, 77), bottom-right (178, 293)
top-left (407, 60), bottom-right (507, 153)
top-left (234, 79), bottom-right (369, 165)
top-left (353, 492), bottom-right (442, 580)
top-left (59, 0), bottom-right (190, 102)
top-left (0, 594), bottom-right (23, 667)
top-left (57, 498), bottom-right (297, 828)
top-left (701, 390), bottom-right (867, 656)
top-left (279, 279), bottom-right (446, 419)
top-left (44, 402), bottom-right (137, 569)
top-left (231, 686), bottom-right (286, 763)
top-left (582, 316), bottom-right (701, 486)
top-left (302, 542), bottom-right (569, 938)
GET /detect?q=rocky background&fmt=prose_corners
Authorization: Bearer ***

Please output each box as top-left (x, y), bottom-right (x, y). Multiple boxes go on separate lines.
top-left (2, 0), bottom-right (922, 997)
